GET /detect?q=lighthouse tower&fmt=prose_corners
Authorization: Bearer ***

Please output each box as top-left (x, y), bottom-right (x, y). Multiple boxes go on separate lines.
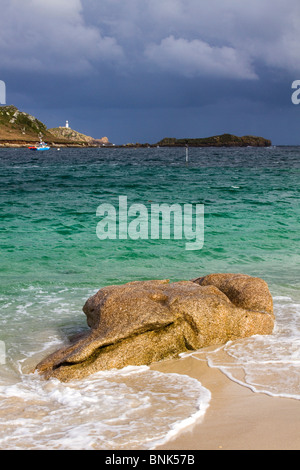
top-left (65, 120), bottom-right (69, 128)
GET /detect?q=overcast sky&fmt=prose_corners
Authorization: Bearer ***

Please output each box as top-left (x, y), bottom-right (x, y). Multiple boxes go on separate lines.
top-left (1, 0), bottom-right (300, 144)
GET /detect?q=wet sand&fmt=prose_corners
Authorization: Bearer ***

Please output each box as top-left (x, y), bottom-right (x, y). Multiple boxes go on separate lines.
top-left (151, 355), bottom-right (300, 450)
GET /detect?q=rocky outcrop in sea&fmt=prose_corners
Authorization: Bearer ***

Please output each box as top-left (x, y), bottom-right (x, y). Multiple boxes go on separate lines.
top-left (35, 273), bottom-right (274, 382)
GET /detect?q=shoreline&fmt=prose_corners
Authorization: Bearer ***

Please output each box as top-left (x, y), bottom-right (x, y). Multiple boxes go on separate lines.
top-left (0, 143), bottom-right (272, 149)
top-left (151, 355), bottom-right (300, 451)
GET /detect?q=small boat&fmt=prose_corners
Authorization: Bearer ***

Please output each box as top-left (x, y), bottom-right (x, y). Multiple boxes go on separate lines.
top-left (28, 137), bottom-right (50, 151)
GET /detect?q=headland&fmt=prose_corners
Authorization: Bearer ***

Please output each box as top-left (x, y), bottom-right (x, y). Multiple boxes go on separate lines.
top-left (0, 105), bottom-right (111, 148)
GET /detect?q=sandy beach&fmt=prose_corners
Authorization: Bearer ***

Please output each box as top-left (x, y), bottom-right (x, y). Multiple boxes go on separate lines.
top-left (152, 355), bottom-right (300, 451)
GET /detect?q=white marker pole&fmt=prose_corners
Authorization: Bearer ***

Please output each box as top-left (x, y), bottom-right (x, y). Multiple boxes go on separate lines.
top-left (185, 146), bottom-right (189, 163)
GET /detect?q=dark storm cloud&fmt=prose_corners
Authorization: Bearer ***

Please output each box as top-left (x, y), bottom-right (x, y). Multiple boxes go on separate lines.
top-left (1, 0), bottom-right (300, 143)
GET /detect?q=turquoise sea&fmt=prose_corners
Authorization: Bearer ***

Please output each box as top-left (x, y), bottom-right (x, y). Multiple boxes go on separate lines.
top-left (0, 146), bottom-right (299, 449)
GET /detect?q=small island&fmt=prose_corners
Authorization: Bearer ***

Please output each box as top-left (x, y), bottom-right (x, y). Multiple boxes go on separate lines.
top-left (153, 134), bottom-right (272, 147)
top-left (127, 134), bottom-right (271, 148)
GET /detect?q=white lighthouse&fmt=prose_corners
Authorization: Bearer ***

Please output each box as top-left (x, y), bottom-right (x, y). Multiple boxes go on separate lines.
top-left (65, 120), bottom-right (69, 128)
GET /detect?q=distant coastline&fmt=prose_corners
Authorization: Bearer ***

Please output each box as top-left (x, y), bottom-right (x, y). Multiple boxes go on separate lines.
top-left (0, 105), bottom-right (271, 148)
top-left (124, 134), bottom-right (272, 148)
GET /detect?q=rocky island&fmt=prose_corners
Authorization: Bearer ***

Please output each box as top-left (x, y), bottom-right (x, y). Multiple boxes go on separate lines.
top-left (126, 134), bottom-right (272, 147)
top-left (35, 273), bottom-right (275, 382)
top-left (154, 134), bottom-right (272, 147)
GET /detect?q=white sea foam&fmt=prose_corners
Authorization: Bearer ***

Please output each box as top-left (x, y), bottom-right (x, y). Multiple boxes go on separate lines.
top-left (0, 364), bottom-right (210, 450)
top-left (188, 295), bottom-right (300, 400)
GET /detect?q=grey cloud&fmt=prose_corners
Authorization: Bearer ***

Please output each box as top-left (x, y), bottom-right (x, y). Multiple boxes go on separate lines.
top-left (2, 0), bottom-right (300, 78)
top-left (0, 0), bottom-right (124, 74)
top-left (144, 36), bottom-right (258, 80)
top-left (83, 0), bottom-right (300, 77)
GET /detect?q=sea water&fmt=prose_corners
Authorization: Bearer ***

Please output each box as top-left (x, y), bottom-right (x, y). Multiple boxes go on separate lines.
top-left (0, 146), bottom-right (299, 449)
